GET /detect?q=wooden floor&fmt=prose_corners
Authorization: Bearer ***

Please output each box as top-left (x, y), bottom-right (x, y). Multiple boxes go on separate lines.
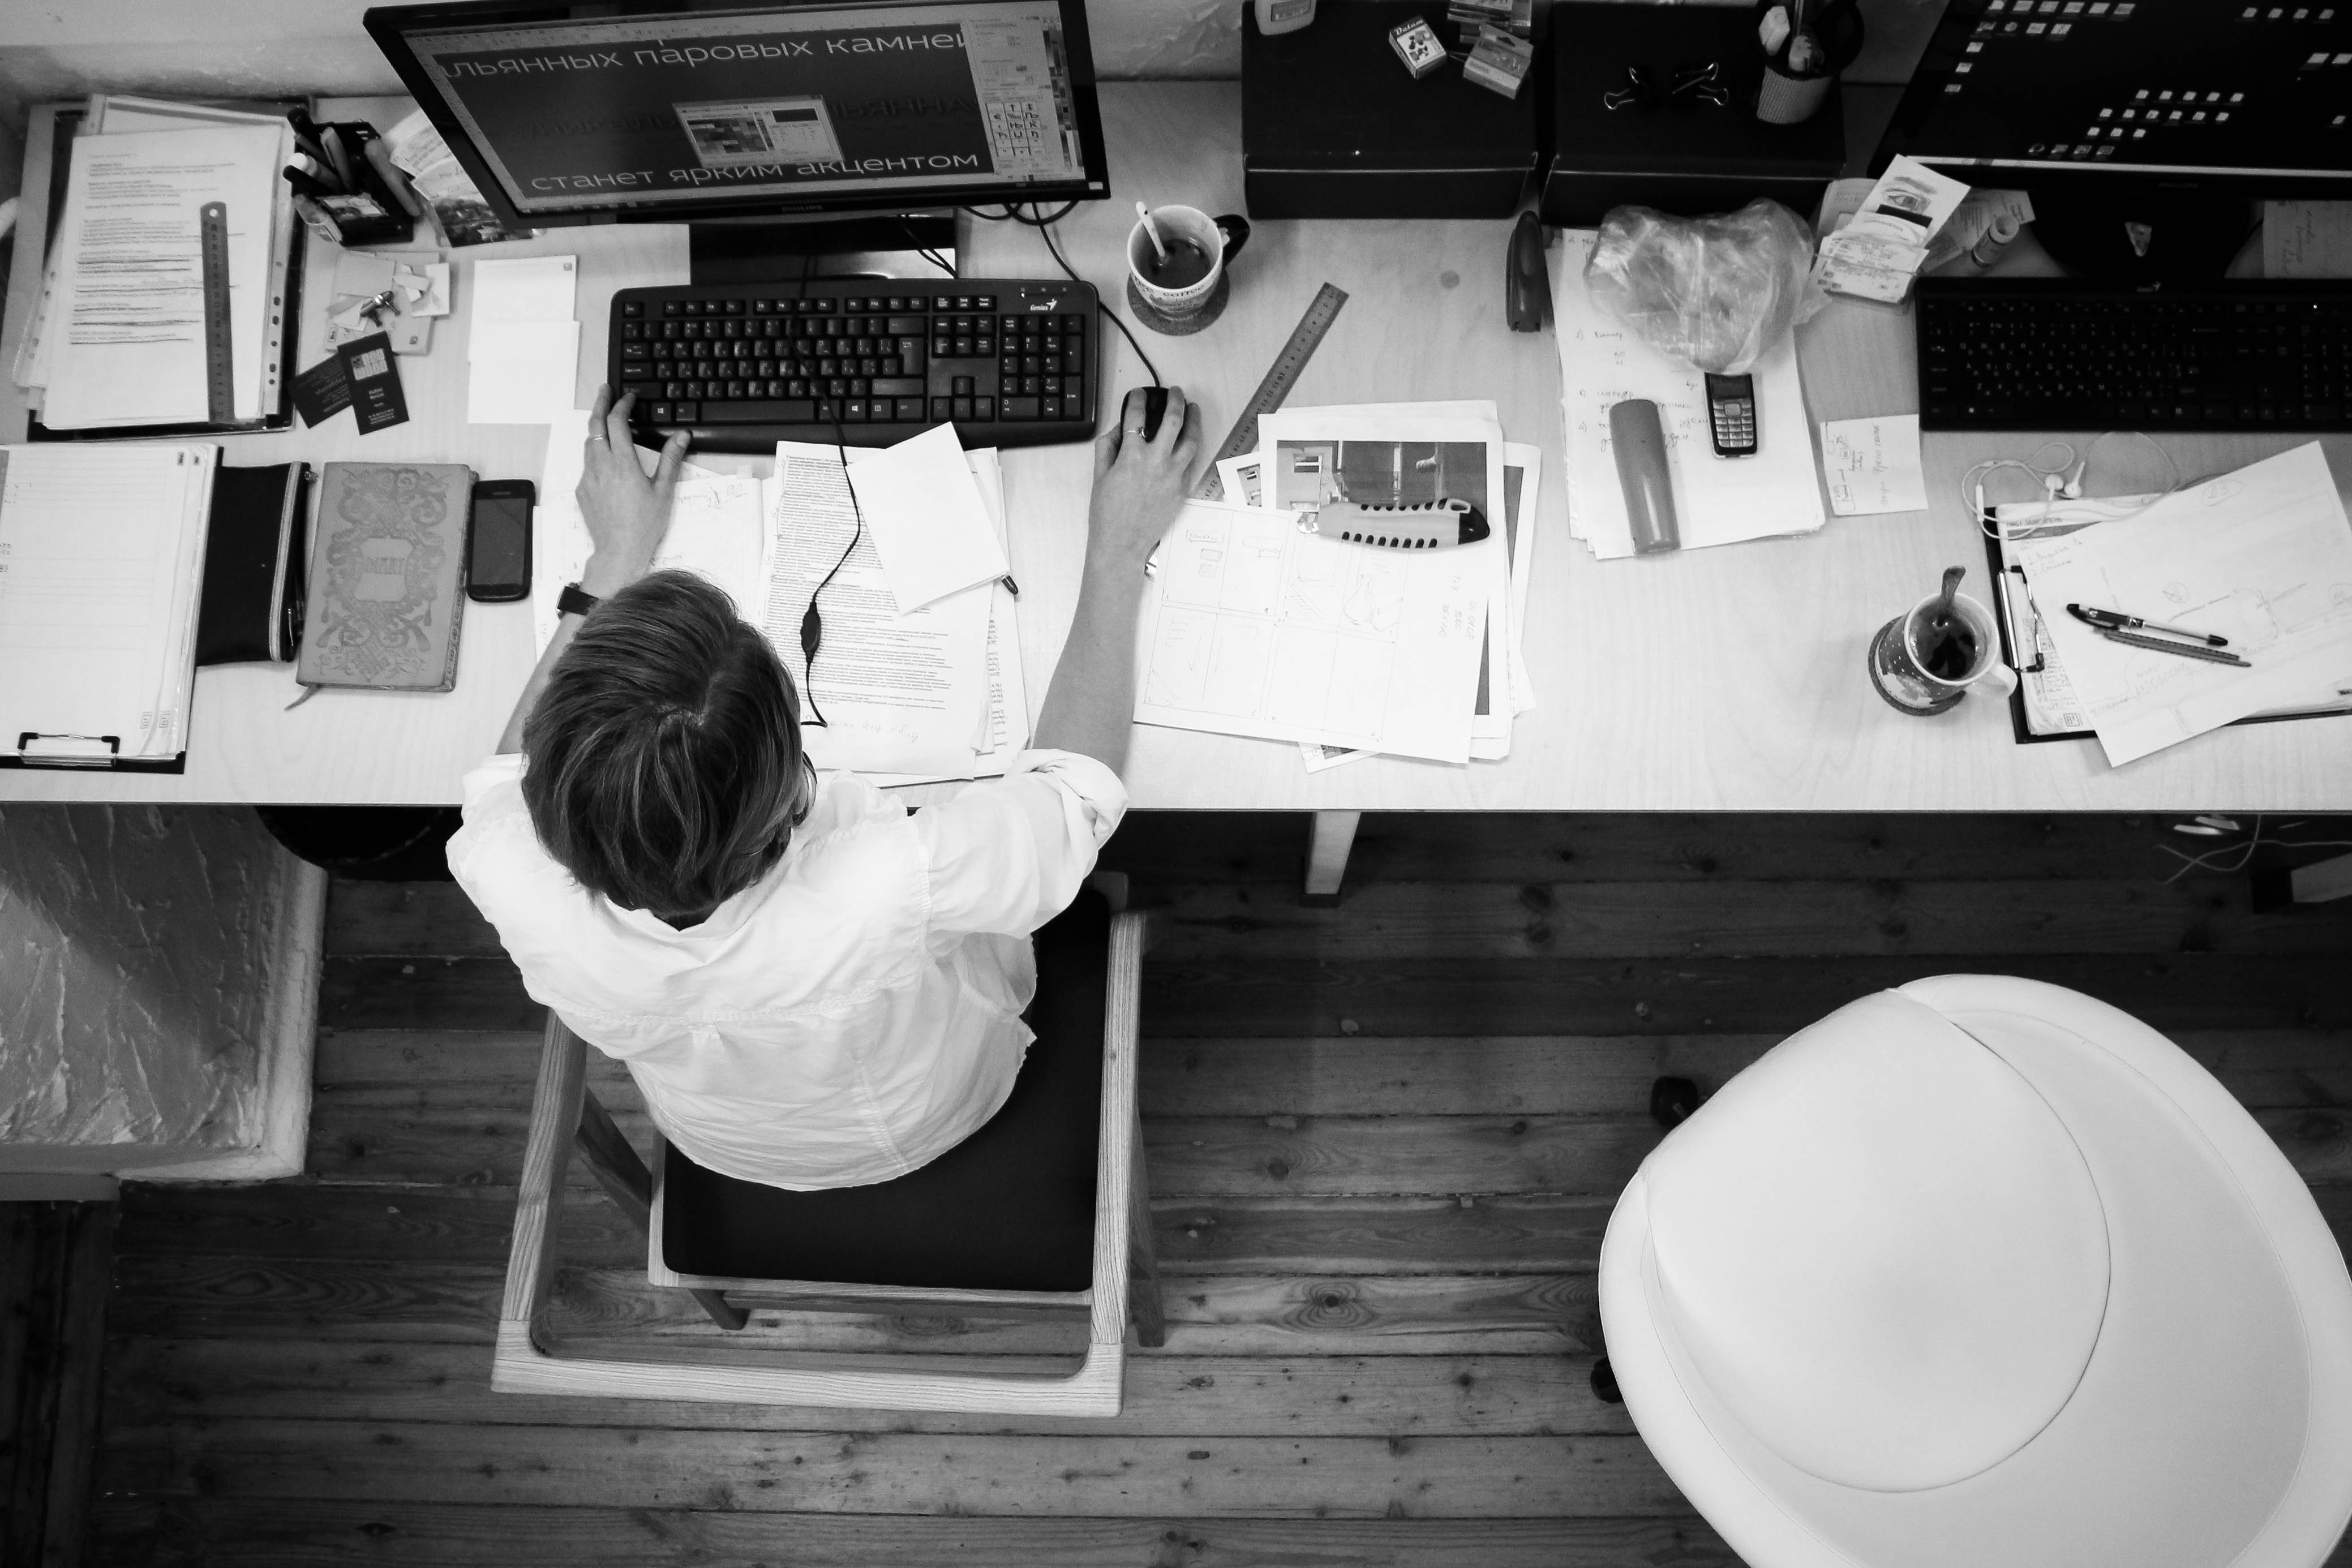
top-left (87, 813), bottom-right (2352, 1567)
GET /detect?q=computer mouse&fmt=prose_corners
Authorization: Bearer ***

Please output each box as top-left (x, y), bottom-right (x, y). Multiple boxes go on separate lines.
top-left (1138, 385), bottom-right (1169, 440)
top-left (1506, 211), bottom-right (1551, 333)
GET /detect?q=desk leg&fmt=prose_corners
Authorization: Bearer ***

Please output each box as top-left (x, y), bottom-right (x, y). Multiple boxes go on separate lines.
top-left (1303, 810), bottom-right (1360, 907)
top-left (2254, 850), bottom-right (2352, 908)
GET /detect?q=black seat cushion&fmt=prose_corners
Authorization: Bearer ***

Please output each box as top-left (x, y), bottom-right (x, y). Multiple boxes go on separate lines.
top-left (659, 890), bottom-right (1110, 1293)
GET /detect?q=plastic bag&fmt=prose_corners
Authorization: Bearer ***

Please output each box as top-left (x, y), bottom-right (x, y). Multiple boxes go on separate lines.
top-left (1582, 199), bottom-right (1826, 375)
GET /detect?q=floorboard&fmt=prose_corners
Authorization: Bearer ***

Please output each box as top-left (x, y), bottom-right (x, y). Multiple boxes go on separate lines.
top-left (89, 810), bottom-right (2352, 1566)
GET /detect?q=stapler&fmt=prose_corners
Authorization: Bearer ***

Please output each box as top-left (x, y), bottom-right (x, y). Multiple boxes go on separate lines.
top-left (1506, 211), bottom-right (1551, 332)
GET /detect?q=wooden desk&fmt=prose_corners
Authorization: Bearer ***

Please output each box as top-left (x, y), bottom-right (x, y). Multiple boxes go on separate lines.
top-left (5, 85), bottom-right (2347, 811)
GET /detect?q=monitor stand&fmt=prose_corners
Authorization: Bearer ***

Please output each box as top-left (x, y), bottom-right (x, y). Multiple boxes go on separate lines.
top-left (2028, 188), bottom-right (2255, 283)
top-left (687, 211), bottom-right (958, 285)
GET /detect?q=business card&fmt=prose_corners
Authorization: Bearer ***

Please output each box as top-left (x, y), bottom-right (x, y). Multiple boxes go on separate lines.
top-left (336, 331), bottom-right (410, 434)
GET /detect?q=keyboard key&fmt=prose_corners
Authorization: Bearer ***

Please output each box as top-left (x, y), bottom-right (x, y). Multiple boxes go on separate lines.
top-left (673, 401), bottom-right (699, 420)
top-left (1002, 396), bottom-right (1041, 419)
top-left (976, 396), bottom-right (995, 420)
top-left (843, 399), bottom-right (869, 422)
top-left (952, 375), bottom-right (976, 396)
top-left (895, 397), bottom-right (926, 421)
top-left (872, 378), bottom-right (925, 397)
top-left (932, 396), bottom-right (954, 420)
top-left (697, 399), bottom-right (817, 423)
top-left (647, 402), bottom-right (672, 422)
top-left (623, 301), bottom-right (645, 317)
top-left (951, 396), bottom-right (973, 421)
top-left (886, 315), bottom-right (926, 335)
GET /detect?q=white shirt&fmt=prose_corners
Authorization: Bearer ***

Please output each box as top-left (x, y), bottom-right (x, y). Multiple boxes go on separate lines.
top-left (447, 749), bottom-right (1127, 1190)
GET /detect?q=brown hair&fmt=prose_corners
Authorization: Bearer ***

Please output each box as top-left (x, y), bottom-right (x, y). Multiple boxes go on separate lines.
top-left (522, 570), bottom-right (805, 922)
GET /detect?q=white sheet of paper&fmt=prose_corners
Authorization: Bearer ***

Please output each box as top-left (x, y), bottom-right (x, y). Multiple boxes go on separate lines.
top-left (468, 320), bottom-right (579, 426)
top-left (843, 422), bottom-right (1009, 613)
top-left (1256, 407), bottom-right (1514, 748)
top-left (1135, 500), bottom-right (1490, 764)
top-left (2013, 444), bottom-right (2352, 766)
top-left (469, 256), bottom-right (577, 321)
top-left (1821, 415), bottom-right (1929, 516)
top-left (2263, 201), bottom-right (2352, 279)
top-left (1216, 456), bottom-right (1264, 507)
top-left (762, 441), bottom-right (990, 775)
top-left (1551, 230), bottom-right (1825, 558)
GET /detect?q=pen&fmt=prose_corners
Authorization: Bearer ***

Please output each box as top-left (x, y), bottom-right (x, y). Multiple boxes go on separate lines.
top-left (2067, 602), bottom-right (2229, 647)
top-left (284, 166), bottom-right (335, 203)
top-left (2096, 627), bottom-right (2251, 667)
top-left (362, 135), bottom-right (427, 217)
top-left (321, 126), bottom-right (359, 192)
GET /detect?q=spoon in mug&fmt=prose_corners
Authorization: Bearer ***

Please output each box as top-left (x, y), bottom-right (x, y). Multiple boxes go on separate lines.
top-left (1930, 565), bottom-right (1964, 631)
top-left (1136, 202), bottom-right (1168, 264)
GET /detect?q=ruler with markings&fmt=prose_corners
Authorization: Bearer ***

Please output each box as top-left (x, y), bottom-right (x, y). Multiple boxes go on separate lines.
top-left (1195, 281), bottom-right (1348, 500)
top-left (198, 201), bottom-right (235, 426)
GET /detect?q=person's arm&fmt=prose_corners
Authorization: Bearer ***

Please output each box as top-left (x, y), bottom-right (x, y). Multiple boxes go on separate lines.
top-left (494, 387), bottom-right (690, 754)
top-left (1031, 385), bottom-right (1203, 774)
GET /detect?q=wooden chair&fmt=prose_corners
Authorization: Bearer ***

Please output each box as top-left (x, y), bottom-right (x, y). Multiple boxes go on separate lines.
top-left (495, 898), bottom-right (1162, 1416)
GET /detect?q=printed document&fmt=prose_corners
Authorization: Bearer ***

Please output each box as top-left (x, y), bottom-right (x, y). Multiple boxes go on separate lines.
top-left (1134, 500), bottom-right (1491, 764)
top-left (763, 442), bottom-right (990, 775)
top-left (1550, 229), bottom-right (1823, 557)
top-left (39, 123), bottom-right (289, 428)
top-left (2012, 443), bottom-right (2352, 766)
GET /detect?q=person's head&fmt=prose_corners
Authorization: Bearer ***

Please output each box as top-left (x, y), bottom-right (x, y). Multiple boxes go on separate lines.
top-left (522, 570), bottom-right (807, 922)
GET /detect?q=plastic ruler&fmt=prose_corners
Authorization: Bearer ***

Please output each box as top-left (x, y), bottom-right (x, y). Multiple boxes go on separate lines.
top-left (198, 201), bottom-right (234, 425)
top-left (1195, 281), bottom-right (1348, 500)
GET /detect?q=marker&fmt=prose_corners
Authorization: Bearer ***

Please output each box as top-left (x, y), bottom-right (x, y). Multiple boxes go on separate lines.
top-left (2067, 603), bottom-right (2228, 647)
top-left (320, 126), bottom-right (359, 191)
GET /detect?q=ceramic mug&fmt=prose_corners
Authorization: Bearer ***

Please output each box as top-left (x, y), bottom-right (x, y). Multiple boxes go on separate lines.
top-left (1127, 205), bottom-right (1251, 320)
top-left (1868, 590), bottom-right (2019, 715)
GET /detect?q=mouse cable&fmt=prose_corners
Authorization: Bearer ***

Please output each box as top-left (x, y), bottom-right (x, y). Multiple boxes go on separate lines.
top-left (1028, 201), bottom-right (1162, 390)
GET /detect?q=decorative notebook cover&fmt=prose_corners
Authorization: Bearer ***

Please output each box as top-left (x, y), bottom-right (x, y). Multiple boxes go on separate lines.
top-left (297, 462), bottom-right (473, 691)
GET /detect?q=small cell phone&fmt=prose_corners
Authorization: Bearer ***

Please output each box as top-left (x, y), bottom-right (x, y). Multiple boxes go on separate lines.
top-left (466, 479), bottom-right (534, 603)
top-left (1703, 372), bottom-right (1759, 458)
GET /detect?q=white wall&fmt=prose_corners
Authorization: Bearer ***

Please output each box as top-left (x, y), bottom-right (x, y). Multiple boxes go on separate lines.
top-left (0, 0), bottom-right (1934, 113)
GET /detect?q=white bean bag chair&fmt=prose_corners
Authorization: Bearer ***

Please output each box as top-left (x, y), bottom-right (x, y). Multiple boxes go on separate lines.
top-left (1599, 975), bottom-right (2352, 1568)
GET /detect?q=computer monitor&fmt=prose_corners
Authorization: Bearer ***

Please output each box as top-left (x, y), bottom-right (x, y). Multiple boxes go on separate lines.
top-left (1872, 0), bottom-right (2352, 277)
top-left (364, 0), bottom-right (1109, 237)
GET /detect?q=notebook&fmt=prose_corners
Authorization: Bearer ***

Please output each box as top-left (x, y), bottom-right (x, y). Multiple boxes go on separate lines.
top-left (0, 443), bottom-right (218, 769)
top-left (296, 462), bottom-right (473, 694)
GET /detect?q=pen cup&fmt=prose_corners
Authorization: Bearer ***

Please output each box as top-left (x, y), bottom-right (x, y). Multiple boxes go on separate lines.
top-left (305, 120), bottom-right (414, 247)
top-left (1868, 590), bottom-right (2018, 715)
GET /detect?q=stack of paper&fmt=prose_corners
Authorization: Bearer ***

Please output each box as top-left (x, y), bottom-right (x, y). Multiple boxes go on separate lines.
top-left (2010, 443), bottom-right (2352, 767)
top-left (1549, 230), bottom-right (1824, 558)
top-left (467, 256), bottom-right (578, 426)
top-left (1132, 401), bottom-right (1536, 771)
top-left (24, 105), bottom-right (296, 431)
top-left (530, 423), bottom-right (1024, 785)
top-left (1813, 155), bottom-right (1970, 303)
top-left (0, 443), bottom-right (217, 765)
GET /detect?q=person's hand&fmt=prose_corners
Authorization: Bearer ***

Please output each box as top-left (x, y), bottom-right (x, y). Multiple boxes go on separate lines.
top-left (576, 386), bottom-right (690, 597)
top-left (1086, 385), bottom-right (1203, 571)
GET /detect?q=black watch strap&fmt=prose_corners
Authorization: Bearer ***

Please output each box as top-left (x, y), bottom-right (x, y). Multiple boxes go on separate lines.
top-left (557, 583), bottom-right (602, 619)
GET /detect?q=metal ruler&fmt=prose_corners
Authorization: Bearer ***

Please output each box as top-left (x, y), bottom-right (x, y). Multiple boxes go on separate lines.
top-left (198, 201), bottom-right (234, 426)
top-left (1195, 281), bottom-right (1348, 499)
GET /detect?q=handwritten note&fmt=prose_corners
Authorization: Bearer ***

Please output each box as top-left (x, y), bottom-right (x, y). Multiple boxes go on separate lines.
top-left (1821, 415), bottom-right (1928, 516)
top-left (2263, 201), bottom-right (2352, 280)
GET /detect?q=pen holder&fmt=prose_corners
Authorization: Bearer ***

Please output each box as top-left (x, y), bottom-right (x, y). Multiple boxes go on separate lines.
top-left (303, 120), bottom-right (414, 248)
top-left (1753, 0), bottom-right (1862, 125)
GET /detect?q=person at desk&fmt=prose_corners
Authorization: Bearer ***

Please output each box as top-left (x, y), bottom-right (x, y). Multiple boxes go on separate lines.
top-left (446, 384), bottom-right (1202, 1189)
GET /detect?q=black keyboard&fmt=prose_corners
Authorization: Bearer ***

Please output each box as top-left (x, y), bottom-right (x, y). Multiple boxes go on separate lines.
top-left (1915, 279), bottom-right (2352, 433)
top-left (608, 278), bottom-right (1097, 453)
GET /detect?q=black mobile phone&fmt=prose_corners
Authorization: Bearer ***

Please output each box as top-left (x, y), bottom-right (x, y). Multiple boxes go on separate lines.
top-left (1703, 372), bottom-right (1759, 458)
top-left (466, 479), bottom-right (534, 602)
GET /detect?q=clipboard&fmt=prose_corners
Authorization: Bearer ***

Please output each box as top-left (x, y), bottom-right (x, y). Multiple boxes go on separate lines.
top-left (1981, 501), bottom-right (2352, 746)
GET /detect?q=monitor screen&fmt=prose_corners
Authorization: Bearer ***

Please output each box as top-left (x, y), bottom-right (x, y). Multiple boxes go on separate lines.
top-left (366, 0), bottom-right (1109, 226)
top-left (1874, 0), bottom-right (2352, 195)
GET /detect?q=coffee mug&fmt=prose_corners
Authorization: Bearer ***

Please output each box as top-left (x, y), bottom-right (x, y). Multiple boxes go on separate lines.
top-left (1867, 590), bottom-right (2019, 715)
top-left (1127, 205), bottom-right (1251, 319)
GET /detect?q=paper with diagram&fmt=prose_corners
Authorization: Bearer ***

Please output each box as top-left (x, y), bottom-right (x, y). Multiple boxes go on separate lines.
top-left (1550, 228), bottom-right (1823, 558)
top-left (1135, 500), bottom-right (1492, 764)
top-left (2011, 443), bottom-right (2352, 766)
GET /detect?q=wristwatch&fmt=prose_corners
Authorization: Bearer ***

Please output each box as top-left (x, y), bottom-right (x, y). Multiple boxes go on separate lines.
top-left (557, 582), bottom-right (602, 619)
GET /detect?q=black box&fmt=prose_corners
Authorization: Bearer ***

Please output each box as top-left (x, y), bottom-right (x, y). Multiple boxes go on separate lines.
top-left (1540, 3), bottom-right (1847, 226)
top-left (1243, 2), bottom-right (1540, 220)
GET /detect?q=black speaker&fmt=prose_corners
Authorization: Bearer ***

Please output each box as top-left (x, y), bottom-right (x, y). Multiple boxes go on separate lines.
top-left (1243, 1), bottom-right (1542, 220)
top-left (1540, 2), bottom-right (1849, 226)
